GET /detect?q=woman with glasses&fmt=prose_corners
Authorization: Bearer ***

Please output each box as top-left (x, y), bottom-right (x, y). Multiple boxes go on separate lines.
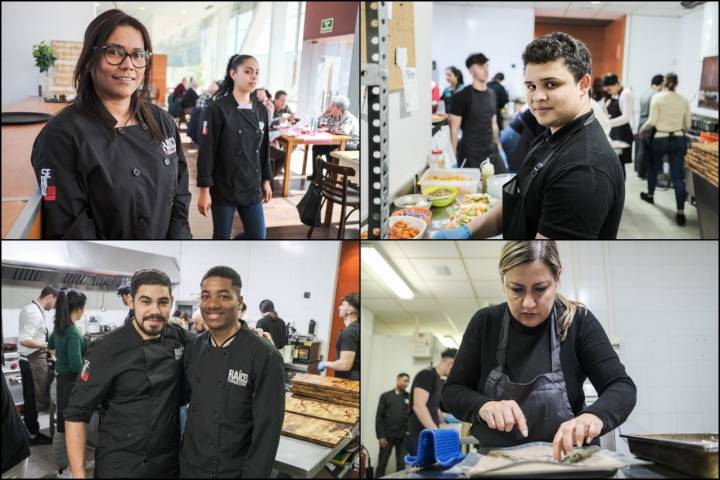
top-left (31, 9), bottom-right (192, 239)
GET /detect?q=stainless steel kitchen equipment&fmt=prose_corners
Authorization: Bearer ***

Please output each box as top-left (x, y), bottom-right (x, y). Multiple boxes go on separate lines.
top-left (621, 433), bottom-right (719, 478)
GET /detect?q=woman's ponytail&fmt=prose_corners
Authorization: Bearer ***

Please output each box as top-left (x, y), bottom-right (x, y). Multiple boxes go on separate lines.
top-left (53, 289), bottom-right (88, 336)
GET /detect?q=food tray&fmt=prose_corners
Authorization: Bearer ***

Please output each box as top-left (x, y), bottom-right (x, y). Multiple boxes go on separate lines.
top-left (418, 168), bottom-right (480, 195)
top-left (621, 433), bottom-right (719, 478)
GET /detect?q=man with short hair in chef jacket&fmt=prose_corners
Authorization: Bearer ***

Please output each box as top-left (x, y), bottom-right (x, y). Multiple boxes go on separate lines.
top-left (180, 266), bottom-right (285, 478)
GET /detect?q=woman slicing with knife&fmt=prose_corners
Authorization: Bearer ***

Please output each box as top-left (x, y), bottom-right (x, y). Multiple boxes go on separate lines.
top-left (442, 241), bottom-right (636, 461)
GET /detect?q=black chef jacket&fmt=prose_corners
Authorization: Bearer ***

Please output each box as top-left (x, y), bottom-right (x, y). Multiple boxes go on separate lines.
top-left (376, 389), bottom-right (410, 440)
top-left (180, 327), bottom-right (285, 478)
top-left (31, 103), bottom-right (192, 239)
top-left (2, 371), bottom-right (30, 474)
top-left (197, 94), bottom-right (272, 207)
top-left (508, 110), bottom-right (625, 239)
top-left (335, 321), bottom-right (360, 380)
top-left (63, 322), bottom-right (193, 478)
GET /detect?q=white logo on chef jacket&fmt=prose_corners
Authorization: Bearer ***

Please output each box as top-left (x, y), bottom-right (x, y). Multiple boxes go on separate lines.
top-left (161, 137), bottom-right (177, 156)
top-left (80, 359), bottom-right (91, 382)
top-left (228, 368), bottom-right (248, 387)
top-left (174, 345), bottom-right (184, 360)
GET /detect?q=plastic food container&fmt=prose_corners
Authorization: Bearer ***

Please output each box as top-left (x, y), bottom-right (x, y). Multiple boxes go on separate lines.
top-left (486, 173), bottom-right (516, 200)
top-left (394, 194), bottom-right (432, 209)
top-left (418, 168), bottom-right (480, 195)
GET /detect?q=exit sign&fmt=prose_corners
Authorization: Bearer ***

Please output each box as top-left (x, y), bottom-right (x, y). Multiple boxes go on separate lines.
top-left (320, 17), bottom-right (334, 34)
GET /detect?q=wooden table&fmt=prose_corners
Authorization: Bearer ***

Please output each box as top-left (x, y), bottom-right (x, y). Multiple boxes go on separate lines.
top-left (2, 97), bottom-right (70, 238)
top-left (275, 132), bottom-right (351, 197)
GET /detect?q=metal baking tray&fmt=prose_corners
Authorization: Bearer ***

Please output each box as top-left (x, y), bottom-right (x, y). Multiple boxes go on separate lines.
top-left (1, 112), bottom-right (53, 125)
top-left (621, 433), bottom-right (718, 478)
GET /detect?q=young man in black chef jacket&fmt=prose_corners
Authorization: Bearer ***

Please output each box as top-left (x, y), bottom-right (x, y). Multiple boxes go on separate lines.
top-left (64, 269), bottom-right (193, 478)
top-left (180, 266), bottom-right (285, 478)
top-left (435, 32), bottom-right (624, 240)
top-left (375, 373), bottom-right (411, 477)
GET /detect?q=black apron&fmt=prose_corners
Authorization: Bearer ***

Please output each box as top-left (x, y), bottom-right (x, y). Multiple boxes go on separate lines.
top-left (470, 305), bottom-right (575, 447)
top-left (607, 90), bottom-right (634, 166)
top-left (502, 114), bottom-right (597, 239)
top-left (458, 89), bottom-right (506, 173)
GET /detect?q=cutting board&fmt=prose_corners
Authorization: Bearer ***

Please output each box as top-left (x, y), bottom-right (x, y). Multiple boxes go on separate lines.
top-left (292, 373), bottom-right (360, 394)
top-left (290, 388), bottom-right (359, 407)
top-left (285, 396), bottom-right (359, 425)
top-left (281, 411), bottom-right (354, 447)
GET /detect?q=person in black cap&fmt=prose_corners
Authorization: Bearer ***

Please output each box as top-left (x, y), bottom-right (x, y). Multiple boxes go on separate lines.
top-left (435, 32), bottom-right (624, 240)
top-left (30, 9), bottom-right (191, 239)
top-left (449, 53), bottom-right (507, 173)
top-left (117, 279), bottom-right (134, 326)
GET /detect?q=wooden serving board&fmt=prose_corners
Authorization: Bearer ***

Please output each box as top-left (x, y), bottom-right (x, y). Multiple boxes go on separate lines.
top-left (281, 411), bottom-right (354, 447)
top-left (290, 391), bottom-right (359, 408)
top-left (290, 386), bottom-right (359, 406)
top-left (292, 373), bottom-right (360, 394)
top-left (285, 396), bottom-right (359, 425)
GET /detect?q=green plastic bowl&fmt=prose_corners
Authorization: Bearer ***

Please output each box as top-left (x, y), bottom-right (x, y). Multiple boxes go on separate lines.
top-left (422, 186), bottom-right (458, 208)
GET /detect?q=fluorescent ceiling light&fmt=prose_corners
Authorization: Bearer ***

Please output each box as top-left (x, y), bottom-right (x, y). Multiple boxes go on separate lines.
top-left (361, 246), bottom-right (414, 300)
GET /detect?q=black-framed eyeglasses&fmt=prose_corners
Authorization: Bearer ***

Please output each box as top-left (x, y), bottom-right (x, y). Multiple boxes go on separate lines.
top-left (95, 45), bottom-right (152, 68)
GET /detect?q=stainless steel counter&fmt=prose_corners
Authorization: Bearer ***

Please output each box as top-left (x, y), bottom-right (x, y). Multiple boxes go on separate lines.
top-left (274, 391), bottom-right (358, 478)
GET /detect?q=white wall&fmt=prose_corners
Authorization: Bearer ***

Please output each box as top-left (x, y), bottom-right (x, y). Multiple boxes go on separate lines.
top-left (361, 333), bottom-right (447, 474)
top-left (2, 241), bottom-right (343, 361)
top-left (432, 4), bottom-right (535, 101)
top-left (625, 6), bottom-right (719, 127)
top-left (1, 2), bottom-right (96, 107)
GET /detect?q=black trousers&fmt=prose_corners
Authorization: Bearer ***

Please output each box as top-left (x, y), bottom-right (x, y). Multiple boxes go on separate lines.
top-left (376, 437), bottom-right (406, 478)
top-left (56, 373), bottom-right (77, 433)
top-left (19, 358), bottom-right (39, 435)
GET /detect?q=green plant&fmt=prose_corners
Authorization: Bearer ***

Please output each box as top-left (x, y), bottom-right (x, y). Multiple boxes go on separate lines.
top-left (32, 42), bottom-right (57, 73)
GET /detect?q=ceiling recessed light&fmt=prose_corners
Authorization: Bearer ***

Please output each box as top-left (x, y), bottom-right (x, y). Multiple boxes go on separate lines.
top-left (139, 6), bottom-right (144, 10)
top-left (362, 246), bottom-right (414, 300)
top-left (182, 10), bottom-right (187, 14)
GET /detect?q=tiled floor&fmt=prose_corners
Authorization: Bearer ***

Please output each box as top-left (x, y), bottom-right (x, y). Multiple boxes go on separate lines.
top-left (180, 127), bottom-right (359, 239)
top-left (619, 171), bottom-right (701, 239)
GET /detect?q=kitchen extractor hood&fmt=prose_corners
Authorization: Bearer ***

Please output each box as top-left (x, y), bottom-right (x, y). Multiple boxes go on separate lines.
top-left (1, 242), bottom-right (180, 290)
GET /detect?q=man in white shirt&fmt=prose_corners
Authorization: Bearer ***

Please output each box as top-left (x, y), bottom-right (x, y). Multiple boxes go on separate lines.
top-left (602, 74), bottom-right (635, 179)
top-left (18, 285), bottom-right (58, 445)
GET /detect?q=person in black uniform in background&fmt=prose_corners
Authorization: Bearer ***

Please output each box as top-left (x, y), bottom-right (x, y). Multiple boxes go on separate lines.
top-left (181, 266), bottom-right (285, 478)
top-left (435, 32), bottom-right (624, 240)
top-left (487, 72), bottom-right (510, 132)
top-left (64, 269), bottom-right (193, 478)
top-left (602, 73), bottom-right (635, 178)
top-left (442, 241), bottom-right (636, 460)
top-left (256, 299), bottom-right (287, 349)
top-left (375, 373), bottom-right (411, 478)
top-left (1, 371), bottom-right (31, 476)
top-left (117, 279), bottom-right (134, 326)
top-left (31, 9), bottom-right (191, 239)
top-left (449, 53), bottom-right (507, 173)
top-left (197, 54), bottom-right (273, 239)
top-left (405, 349), bottom-right (456, 456)
top-left (318, 293), bottom-right (360, 380)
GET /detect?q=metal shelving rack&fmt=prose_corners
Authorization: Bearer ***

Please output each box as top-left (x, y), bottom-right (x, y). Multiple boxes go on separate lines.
top-left (361, 1), bottom-right (390, 239)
